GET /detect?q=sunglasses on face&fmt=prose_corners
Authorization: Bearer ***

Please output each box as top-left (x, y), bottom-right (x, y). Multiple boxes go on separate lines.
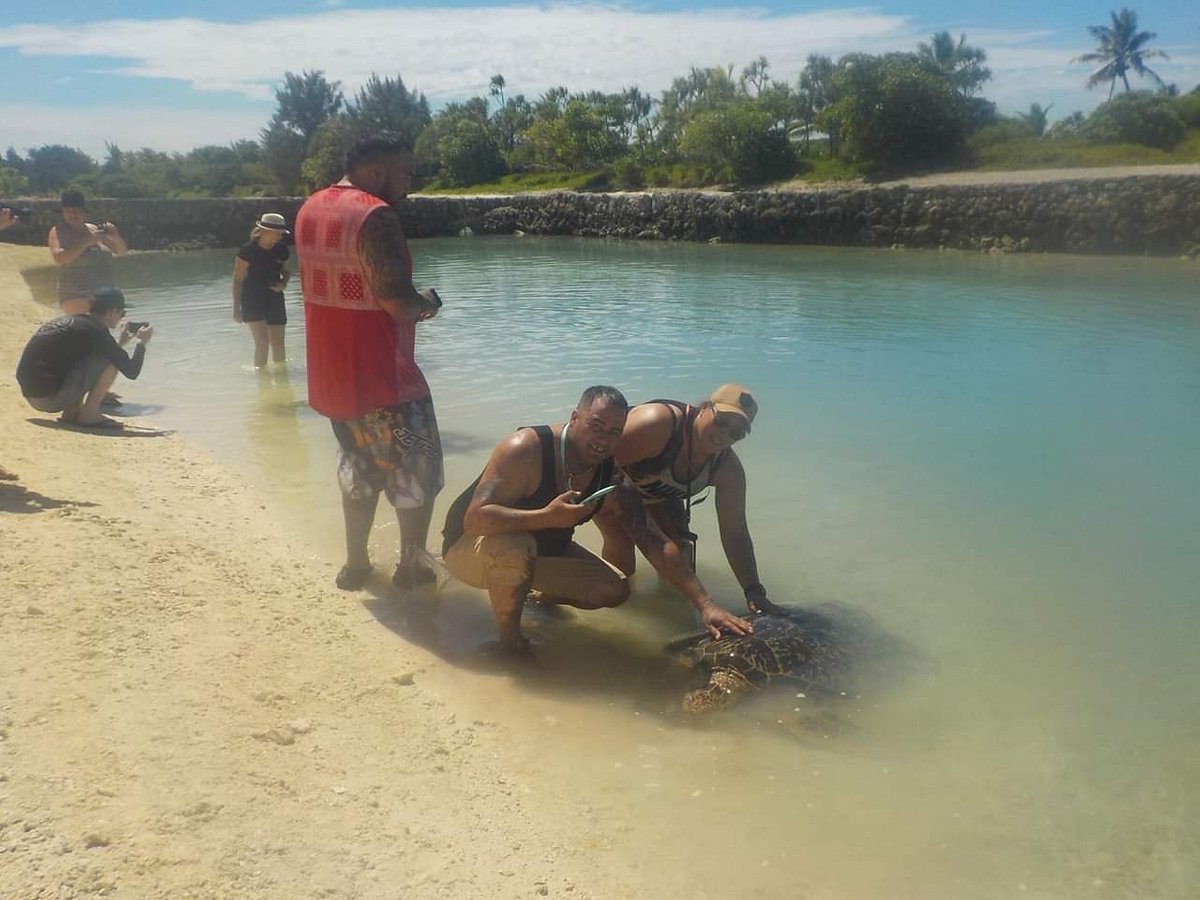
top-left (712, 412), bottom-right (749, 441)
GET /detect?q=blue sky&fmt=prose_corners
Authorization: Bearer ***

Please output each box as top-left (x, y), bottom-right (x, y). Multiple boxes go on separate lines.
top-left (1, 1), bottom-right (1196, 158)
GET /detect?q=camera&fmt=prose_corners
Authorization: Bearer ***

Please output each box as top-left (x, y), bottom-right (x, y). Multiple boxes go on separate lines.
top-left (125, 321), bottom-right (149, 332)
top-left (1, 203), bottom-right (33, 219)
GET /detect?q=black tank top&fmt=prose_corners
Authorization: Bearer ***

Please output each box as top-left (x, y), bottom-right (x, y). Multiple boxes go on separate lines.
top-left (442, 425), bottom-right (615, 557)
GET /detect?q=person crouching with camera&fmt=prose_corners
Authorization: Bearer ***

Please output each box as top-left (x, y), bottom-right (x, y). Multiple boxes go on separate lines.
top-left (15, 287), bottom-right (152, 430)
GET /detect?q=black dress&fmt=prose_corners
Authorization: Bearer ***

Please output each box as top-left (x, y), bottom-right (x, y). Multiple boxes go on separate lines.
top-left (237, 241), bottom-right (289, 325)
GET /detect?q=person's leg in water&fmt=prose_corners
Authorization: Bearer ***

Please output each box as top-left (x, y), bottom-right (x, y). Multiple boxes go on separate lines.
top-left (443, 534), bottom-right (629, 651)
top-left (246, 321), bottom-right (269, 369)
top-left (393, 502), bottom-right (437, 588)
top-left (388, 398), bottom-right (445, 589)
top-left (267, 324), bottom-right (286, 365)
top-left (443, 533), bottom-right (538, 652)
top-left (337, 490), bottom-right (379, 589)
top-left (60, 362), bottom-right (120, 426)
top-left (331, 416), bottom-right (384, 590)
top-left (527, 542), bottom-right (630, 611)
top-left (594, 499), bottom-right (637, 576)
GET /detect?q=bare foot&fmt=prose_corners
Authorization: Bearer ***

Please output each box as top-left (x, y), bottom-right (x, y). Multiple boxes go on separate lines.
top-left (525, 589), bottom-right (569, 606)
top-left (480, 635), bottom-right (535, 659)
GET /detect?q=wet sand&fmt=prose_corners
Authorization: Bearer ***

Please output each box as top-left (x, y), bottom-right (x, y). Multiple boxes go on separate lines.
top-left (0, 243), bottom-right (635, 898)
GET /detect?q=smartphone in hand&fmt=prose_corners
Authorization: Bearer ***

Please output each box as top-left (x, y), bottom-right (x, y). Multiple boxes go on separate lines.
top-left (575, 484), bottom-right (617, 505)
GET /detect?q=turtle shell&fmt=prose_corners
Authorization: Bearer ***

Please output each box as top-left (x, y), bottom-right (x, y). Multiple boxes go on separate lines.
top-left (675, 605), bottom-right (868, 697)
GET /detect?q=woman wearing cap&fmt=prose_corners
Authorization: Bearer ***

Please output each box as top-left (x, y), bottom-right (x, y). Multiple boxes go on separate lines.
top-left (594, 384), bottom-right (785, 622)
top-left (232, 212), bottom-right (291, 368)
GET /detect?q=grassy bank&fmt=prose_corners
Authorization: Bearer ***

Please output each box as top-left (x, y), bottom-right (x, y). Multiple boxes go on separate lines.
top-left (419, 129), bottom-right (1200, 195)
top-left (974, 129), bottom-right (1200, 171)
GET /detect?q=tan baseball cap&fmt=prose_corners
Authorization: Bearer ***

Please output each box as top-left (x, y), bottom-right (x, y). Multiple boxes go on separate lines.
top-left (709, 384), bottom-right (758, 432)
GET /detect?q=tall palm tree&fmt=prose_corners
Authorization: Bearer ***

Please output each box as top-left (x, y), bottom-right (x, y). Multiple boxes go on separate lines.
top-left (489, 74), bottom-right (507, 110)
top-left (917, 31), bottom-right (991, 96)
top-left (1073, 8), bottom-right (1168, 99)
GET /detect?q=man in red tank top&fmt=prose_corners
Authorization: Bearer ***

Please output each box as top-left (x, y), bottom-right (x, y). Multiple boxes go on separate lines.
top-left (296, 133), bottom-right (444, 591)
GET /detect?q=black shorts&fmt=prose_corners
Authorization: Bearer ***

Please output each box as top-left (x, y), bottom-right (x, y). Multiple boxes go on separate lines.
top-left (241, 293), bottom-right (287, 325)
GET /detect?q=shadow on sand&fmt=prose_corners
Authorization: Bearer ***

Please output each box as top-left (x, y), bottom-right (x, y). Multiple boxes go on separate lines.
top-left (356, 573), bottom-right (697, 717)
top-left (0, 480), bottom-right (100, 515)
top-left (27, 417), bottom-right (173, 438)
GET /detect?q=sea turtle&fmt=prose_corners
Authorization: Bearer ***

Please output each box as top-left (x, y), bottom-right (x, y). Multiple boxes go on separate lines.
top-left (671, 603), bottom-right (895, 714)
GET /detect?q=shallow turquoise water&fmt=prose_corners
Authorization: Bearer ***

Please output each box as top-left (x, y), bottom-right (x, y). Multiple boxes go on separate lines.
top-left (71, 239), bottom-right (1200, 897)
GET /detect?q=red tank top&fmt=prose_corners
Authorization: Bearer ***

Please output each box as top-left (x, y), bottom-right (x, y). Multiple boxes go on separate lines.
top-left (297, 184), bottom-right (429, 420)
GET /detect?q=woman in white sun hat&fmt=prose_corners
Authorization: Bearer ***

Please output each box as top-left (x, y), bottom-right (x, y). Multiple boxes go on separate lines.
top-left (232, 212), bottom-right (291, 368)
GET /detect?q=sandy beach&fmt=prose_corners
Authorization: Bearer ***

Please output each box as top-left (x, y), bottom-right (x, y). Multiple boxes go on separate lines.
top-left (0, 243), bottom-right (635, 898)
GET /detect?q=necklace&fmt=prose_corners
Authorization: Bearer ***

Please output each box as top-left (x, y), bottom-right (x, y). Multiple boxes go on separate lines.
top-left (559, 422), bottom-right (589, 491)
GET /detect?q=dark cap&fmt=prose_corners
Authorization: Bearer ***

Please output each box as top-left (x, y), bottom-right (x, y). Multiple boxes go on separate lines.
top-left (90, 287), bottom-right (126, 316)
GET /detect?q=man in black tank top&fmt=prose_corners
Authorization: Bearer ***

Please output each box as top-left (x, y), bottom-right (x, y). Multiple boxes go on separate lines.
top-left (594, 384), bottom-right (785, 619)
top-left (441, 386), bottom-right (632, 651)
top-left (442, 386), bottom-right (759, 651)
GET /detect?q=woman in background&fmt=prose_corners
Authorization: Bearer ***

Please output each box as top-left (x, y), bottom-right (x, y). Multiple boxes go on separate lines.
top-left (48, 189), bottom-right (129, 316)
top-left (232, 212), bottom-right (291, 369)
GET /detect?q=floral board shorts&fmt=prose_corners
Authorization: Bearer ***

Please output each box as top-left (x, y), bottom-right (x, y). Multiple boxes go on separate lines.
top-left (331, 397), bottom-right (444, 510)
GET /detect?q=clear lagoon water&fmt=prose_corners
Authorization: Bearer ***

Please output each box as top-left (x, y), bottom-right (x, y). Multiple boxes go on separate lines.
top-left (29, 238), bottom-right (1200, 898)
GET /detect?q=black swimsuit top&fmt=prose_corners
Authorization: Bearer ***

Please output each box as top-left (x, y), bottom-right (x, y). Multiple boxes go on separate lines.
top-left (623, 400), bottom-right (726, 505)
top-left (442, 425), bottom-right (615, 557)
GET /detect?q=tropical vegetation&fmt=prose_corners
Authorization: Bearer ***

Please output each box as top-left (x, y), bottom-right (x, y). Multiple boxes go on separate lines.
top-left (0, 7), bottom-right (1195, 200)
top-left (1072, 7), bottom-right (1168, 98)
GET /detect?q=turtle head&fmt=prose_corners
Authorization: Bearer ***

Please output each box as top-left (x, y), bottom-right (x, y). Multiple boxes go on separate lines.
top-left (681, 668), bottom-right (753, 714)
top-left (682, 684), bottom-right (724, 714)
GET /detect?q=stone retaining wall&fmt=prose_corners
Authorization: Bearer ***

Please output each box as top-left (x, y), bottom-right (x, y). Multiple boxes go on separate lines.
top-left (4, 175), bottom-right (1198, 255)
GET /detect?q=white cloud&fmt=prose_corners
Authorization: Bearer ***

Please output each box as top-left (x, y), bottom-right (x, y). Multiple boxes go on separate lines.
top-left (0, 102), bottom-right (268, 157)
top-left (0, 5), bottom-right (916, 102)
top-left (0, 4), bottom-right (1196, 156)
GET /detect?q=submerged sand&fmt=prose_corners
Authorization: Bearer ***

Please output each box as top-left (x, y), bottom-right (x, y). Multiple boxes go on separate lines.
top-left (0, 244), bottom-right (634, 898)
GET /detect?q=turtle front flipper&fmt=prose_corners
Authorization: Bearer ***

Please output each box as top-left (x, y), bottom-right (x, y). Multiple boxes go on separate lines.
top-left (682, 667), bottom-right (755, 714)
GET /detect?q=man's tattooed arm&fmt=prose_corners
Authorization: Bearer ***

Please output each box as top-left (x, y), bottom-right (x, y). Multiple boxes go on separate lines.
top-left (359, 207), bottom-right (428, 317)
top-left (609, 485), bottom-right (753, 635)
top-left (473, 476), bottom-right (504, 507)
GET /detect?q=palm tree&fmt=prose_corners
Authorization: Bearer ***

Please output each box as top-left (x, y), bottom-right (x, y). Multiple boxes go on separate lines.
top-left (489, 74), bottom-right (507, 110)
top-left (740, 56), bottom-right (771, 96)
top-left (917, 31), bottom-right (991, 96)
top-left (1073, 8), bottom-right (1168, 99)
top-left (1018, 102), bottom-right (1053, 137)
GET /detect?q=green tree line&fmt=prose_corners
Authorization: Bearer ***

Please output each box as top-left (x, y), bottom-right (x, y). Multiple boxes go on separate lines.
top-left (2, 7), bottom-right (1196, 199)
